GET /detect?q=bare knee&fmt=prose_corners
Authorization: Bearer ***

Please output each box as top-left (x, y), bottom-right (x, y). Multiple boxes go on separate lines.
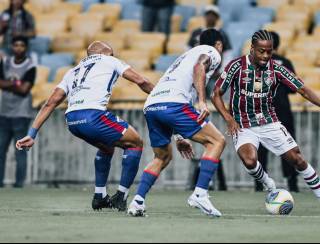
top-left (284, 150), bottom-right (308, 171)
top-left (240, 153), bottom-right (258, 169)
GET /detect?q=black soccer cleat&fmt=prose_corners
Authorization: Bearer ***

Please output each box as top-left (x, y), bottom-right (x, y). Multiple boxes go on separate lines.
top-left (92, 194), bottom-right (111, 211)
top-left (110, 191), bottom-right (128, 212)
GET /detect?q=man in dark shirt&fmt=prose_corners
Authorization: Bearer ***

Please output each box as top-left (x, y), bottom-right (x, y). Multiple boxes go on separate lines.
top-left (256, 31), bottom-right (299, 192)
top-left (141, 0), bottom-right (175, 36)
top-left (0, 35), bottom-right (36, 188)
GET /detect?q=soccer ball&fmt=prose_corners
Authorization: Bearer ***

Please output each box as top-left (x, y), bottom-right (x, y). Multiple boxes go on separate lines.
top-left (265, 189), bottom-right (294, 215)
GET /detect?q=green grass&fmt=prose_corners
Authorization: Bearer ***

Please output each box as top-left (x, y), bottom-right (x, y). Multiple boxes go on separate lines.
top-left (0, 187), bottom-right (319, 243)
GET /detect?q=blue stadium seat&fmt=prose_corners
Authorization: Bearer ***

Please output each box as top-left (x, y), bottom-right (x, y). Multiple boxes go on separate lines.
top-left (218, 0), bottom-right (253, 21)
top-left (155, 55), bottom-right (179, 73)
top-left (121, 3), bottom-right (142, 20)
top-left (29, 36), bottom-right (51, 56)
top-left (40, 53), bottom-right (75, 82)
top-left (239, 7), bottom-right (275, 25)
top-left (315, 11), bottom-right (320, 26)
top-left (107, 0), bottom-right (137, 4)
top-left (67, 0), bottom-right (100, 11)
top-left (174, 5), bottom-right (196, 31)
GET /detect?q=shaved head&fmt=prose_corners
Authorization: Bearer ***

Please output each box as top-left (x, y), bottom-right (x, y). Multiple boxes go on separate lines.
top-left (87, 41), bottom-right (113, 57)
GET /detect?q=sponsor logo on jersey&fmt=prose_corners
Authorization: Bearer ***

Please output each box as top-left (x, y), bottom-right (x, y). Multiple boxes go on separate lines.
top-left (241, 89), bottom-right (268, 98)
top-left (151, 89), bottom-right (171, 97)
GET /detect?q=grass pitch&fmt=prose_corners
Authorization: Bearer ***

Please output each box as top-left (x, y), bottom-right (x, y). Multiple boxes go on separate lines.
top-left (0, 187), bottom-right (319, 243)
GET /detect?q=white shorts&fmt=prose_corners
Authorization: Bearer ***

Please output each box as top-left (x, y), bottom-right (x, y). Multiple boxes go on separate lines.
top-left (233, 122), bottom-right (298, 156)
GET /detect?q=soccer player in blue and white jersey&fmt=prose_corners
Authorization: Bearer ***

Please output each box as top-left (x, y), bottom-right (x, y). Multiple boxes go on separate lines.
top-left (16, 41), bottom-right (155, 212)
top-left (128, 29), bottom-right (227, 217)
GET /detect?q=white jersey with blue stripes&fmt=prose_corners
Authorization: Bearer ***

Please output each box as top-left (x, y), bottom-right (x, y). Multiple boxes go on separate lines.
top-left (144, 45), bottom-right (221, 108)
top-left (57, 54), bottom-right (130, 114)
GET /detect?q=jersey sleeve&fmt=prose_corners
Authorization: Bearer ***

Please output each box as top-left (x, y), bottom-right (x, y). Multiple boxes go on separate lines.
top-left (215, 59), bottom-right (241, 94)
top-left (274, 64), bottom-right (304, 92)
top-left (109, 56), bottom-right (131, 77)
top-left (57, 71), bottom-right (70, 94)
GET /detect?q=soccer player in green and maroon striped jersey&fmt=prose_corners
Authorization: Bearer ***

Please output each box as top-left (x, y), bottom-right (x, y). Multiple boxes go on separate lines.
top-left (213, 30), bottom-right (320, 201)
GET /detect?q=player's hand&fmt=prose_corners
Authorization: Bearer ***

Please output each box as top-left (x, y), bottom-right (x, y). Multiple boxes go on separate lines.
top-left (176, 139), bottom-right (195, 160)
top-left (197, 102), bottom-right (210, 123)
top-left (226, 118), bottom-right (241, 137)
top-left (16, 136), bottom-right (35, 151)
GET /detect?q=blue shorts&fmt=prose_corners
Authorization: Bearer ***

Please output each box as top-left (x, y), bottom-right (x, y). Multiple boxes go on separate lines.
top-left (66, 109), bottom-right (129, 147)
top-left (144, 103), bottom-right (209, 148)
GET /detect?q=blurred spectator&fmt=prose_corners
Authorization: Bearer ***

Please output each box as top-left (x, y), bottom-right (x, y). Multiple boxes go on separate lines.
top-left (0, 0), bottom-right (36, 51)
top-left (256, 31), bottom-right (299, 192)
top-left (0, 36), bottom-right (37, 188)
top-left (141, 0), bottom-right (175, 35)
top-left (188, 5), bottom-right (233, 68)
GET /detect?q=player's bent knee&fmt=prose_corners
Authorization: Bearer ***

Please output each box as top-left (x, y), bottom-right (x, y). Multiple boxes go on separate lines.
top-left (242, 156), bottom-right (258, 169)
top-left (294, 154), bottom-right (308, 171)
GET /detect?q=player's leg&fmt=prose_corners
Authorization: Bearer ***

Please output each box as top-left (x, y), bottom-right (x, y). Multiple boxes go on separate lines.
top-left (236, 128), bottom-right (276, 191)
top-left (186, 122), bottom-right (225, 217)
top-left (128, 144), bottom-right (173, 217)
top-left (109, 126), bottom-right (144, 211)
top-left (282, 148), bottom-right (320, 200)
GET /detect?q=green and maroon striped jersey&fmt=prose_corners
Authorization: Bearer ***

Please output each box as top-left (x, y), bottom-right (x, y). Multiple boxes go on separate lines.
top-left (216, 55), bottom-right (304, 129)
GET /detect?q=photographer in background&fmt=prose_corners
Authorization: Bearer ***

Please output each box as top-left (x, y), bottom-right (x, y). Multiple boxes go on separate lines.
top-left (0, 36), bottom-right (37, 188)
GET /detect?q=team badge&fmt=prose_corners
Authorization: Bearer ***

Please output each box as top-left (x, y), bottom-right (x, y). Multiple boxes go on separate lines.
top-left (221, 71), bottom-right (227, 80)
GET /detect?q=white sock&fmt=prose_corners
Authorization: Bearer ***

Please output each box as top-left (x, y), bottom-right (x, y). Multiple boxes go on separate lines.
top-left (246, 161), bottom-right (270, 184)
top-left (118, 185), bottom-right (129, 200)
top-left (298, 164), bottom-right (320, 199)
top-left (194, 187), bottom-right (207, 197)
top-left (95, 187), bottom-right (107, 198)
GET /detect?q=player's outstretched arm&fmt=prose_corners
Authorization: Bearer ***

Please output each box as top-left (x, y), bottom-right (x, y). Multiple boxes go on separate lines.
top-left (16, 88), bottom-right (66, 151)
top-left (212, 86), bottom-right (240, 136)
top-left (298, 86), bottom-right (320, 107)
top-left (193, 54), bottom-right (211, 123)
top-left (122, 68), bottom-right (154, 94)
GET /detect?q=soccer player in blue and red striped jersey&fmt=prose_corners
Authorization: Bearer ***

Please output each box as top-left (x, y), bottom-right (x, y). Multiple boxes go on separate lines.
top-left (213, 30), bottom-right (320, 201)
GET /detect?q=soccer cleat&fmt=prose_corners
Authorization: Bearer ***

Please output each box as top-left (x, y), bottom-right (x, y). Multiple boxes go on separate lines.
top-left (188, 193), bottom-right (222, 217)
top-left (264, 178), bottom-right (277, 192)
top-left (127, 200), bottom-right (147, 217)
top-left (92, 194), bottom-right (111, 211)
top-left (110, 191), bottom-right (128, 212)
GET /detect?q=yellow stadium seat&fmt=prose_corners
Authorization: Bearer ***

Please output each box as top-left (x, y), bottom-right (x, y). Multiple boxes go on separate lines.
top-left (90, 32), bottom-right (126, 55)
top-left (297, 67), bottom-right (320, 81)
top-left (75, 50), bottom-right (88, 64)
top-left (167, 33), bottom-right (190, 55)
top-left (53, 66), bottom-right (73, 85)
top-left (112, 82), bottom-right (148, 102)
top-left (171, 14), bottom-right (183, 33)
top-left (286, 52), bottom-right (317, 68)
top-left (113, 20), bottom-right (141, 46)
top-left (141, 71), bottom-right (163, 85)
top-left (52, 33), bottom-right (86, 54)
top-left (51, 2), bottom-right (83, 19)
top-left (257, 0), bottom-right (290, 8)
top-left (35, 66), bottom-right (50, 84)
top-left (35, 15), bottom-right (68, 39)
top-left (25, 0), bottom-right (62, 13)
top-left (88, 3), bottom-right (122, 30)
top-left (289, 94), bottom-right (306, 106)
top-left (119, 50), bottom-right (152, 71)
top-left (128, 33), bottom-right (166, 62)
top-left (0, 0), bottom-right (8, 12)
top-left (291, 0), bottom-right (320, 13)
top-left (187, 16), bottom-right (205, 33)
top-left (32, 83), bottom-right (57, 108)
top-left (69, 14), bottom-right (105, 40)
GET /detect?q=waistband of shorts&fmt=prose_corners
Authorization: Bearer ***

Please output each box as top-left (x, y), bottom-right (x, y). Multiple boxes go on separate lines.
top-left (144, 103), bottom-right (191, 113)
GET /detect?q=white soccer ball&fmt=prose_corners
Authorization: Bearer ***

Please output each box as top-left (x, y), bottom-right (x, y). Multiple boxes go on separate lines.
top-left (265, 189), bottom-right (294, 215)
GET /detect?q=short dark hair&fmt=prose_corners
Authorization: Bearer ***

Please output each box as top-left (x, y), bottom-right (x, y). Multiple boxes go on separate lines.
top-left (199, 28), bottom-right (223, 47)
top-left (252, 30), bottom-right (273, 45)
top-left (270, 31), bottom-right (280, 50)
top-left (12, 35), bottom-right (29, 46)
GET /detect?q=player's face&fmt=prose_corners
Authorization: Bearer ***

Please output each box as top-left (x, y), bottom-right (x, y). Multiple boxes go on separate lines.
top-left (214, 40), bottom-right (223, 55)
top-left (205, 12), bottom-right (219, 27)
top-left (12, 41), bottom-right (27, 58)
top-left (251, 40), bottom-right (273, 67)
top-left (11, 0), bottom-right (24, 9)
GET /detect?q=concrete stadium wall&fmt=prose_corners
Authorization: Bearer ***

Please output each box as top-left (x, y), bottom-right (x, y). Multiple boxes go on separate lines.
top-left (4, 110), bottom-right (320, 189)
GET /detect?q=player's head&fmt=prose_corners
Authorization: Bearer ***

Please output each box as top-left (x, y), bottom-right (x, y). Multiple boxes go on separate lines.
top-left (270, 31), bottom-right (280, 52)
top-left (200, 29), bottom-right (223, 54)
top-left (11, 35), bottom-right (28, 59)
top-left (87, 41), bottom-right (113, 57)
top-left (10, 0), bottom-right (25, 10)
top-left (204, 5), bottom-right (220, 28)
top-left (250, 30), bottom-right (273, 67)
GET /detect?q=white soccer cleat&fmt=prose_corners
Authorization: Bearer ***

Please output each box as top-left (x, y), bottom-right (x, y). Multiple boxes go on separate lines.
top-left (188, 193), bottom-right (222, 218)
top-left (264, 178), bottom-right (277, 192)
top-left (127, 200), bottom-right (147, 217)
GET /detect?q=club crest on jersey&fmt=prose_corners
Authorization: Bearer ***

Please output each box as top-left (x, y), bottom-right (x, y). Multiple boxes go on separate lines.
top-left (264, 70), bottom-right (274, 86)
top-left (221, 71), bottom-right (227, 80)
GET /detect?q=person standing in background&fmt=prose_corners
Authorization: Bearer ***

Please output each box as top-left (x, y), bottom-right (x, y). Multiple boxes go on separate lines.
top-left (0, 0), bottom-right (36, 52)
top-left (0, 36), bottom-right (37, 188)
top-left (140, 0), bottom-right (175, 36)
top-left (256, 31), bottom-right (299, 192)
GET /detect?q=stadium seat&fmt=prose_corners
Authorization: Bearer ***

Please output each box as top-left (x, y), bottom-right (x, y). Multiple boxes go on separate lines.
top-left (257, 0), bottom-right (290, 9)
top-left (29, 37), bottom-right (51, 56)
top-left (218, 0), bottom-right (253, 21)
top-left (67, 0), bottom-right (100, 11)
top-left (32, 83), bottom-right (57, 108)
top-left (239, 7), bottom-right (275, 25)
top-left (88, 3), bottom-right (122, 30)
top-left (176, 0), bottom-right (213, 15)
top-left (52, 33), bottom-right (87, 54)
top-left (40, 53), bottom-right (75, 82)
top-left (25, 0), bottom-right (61, 14)
top-left (75, 50), bottom-right (87, 64)
top-left (69, 14), bottom-right (105, 40)
top-left (91, 32), bottom-right (126, 54)
top-left (167, 33), bottom-right (190, 55)
top-left (35, 15), bottom-right (69, 39)
top-left (174, 5), bottom-right (197, 31)
top-left (35, 66), bottom-right (50, 84)
top-left (121, 3), bottom-right (142, 20)
top-left (187, 16), bottom-right (206, 33)
top-left (119, 50), bottom-right (152, 71)
top-left (51, 2), bottom-right (83, 18)
top-left (171, 14), bottom-right (183, 33)
top-left (52, 66), bottom-right (73, 85)
top-left (286, 52), bottom-right (317, 68)
top-left (315, 12), bottom-right (320, 26)
top-left (291, 0), bottom-right (320, 13)
top-left (141, 71), bottom-right (163, 85)
top-left (113, 20), bottom-right (141, 46)
top-left (155, 55), bottom-right (179, 73)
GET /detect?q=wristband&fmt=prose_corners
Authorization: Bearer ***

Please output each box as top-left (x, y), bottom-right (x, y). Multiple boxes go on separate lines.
top-left (173, 134), bottom-right (184, 141)
top-left (28, 128), bottom-right (38, 139)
